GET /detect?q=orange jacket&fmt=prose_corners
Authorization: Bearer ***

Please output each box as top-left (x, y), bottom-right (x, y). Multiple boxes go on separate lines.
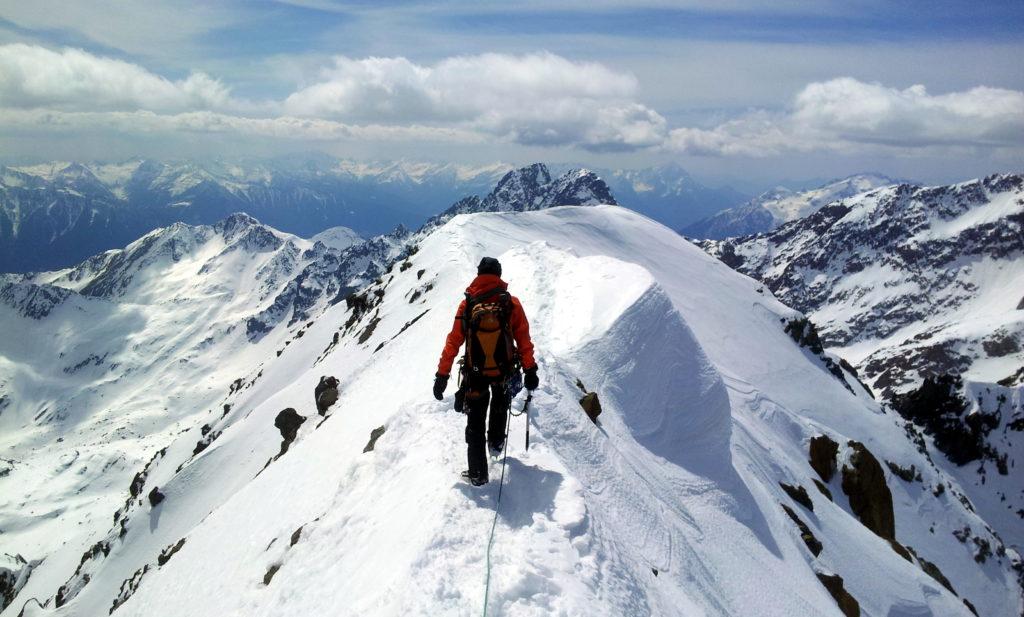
top-left (437, 274), bottom-right (536, 376)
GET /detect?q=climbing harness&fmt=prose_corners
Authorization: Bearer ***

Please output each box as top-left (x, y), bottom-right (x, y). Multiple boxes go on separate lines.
top-left (482, 391), bottom-right (531, 616)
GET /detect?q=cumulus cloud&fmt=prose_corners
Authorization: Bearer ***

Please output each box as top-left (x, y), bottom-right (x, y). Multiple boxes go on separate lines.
top-left (283, 52), bottom-right (667, 150)
top-left (1, 44), bottom-right (1022, 158)
top-left (669, 78), bottom-right (1024, 156)
top-left (0, 44), bottom-right (231, 112)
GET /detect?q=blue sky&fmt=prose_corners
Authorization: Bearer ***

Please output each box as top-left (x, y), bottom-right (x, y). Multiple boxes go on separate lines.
top-left (0, 0), bottom-right (1021, 188)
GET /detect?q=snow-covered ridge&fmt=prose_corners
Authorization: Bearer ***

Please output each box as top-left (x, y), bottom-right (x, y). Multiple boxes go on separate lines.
top-left (1, 205), bottom-right (1019, 617)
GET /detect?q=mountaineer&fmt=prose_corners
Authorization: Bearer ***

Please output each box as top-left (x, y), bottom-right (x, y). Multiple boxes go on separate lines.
top-left (433, 257), bottom-right (538, 486)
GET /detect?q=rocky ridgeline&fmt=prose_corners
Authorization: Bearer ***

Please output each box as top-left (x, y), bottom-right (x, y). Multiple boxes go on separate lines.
top-left (422, 163), bottom-right (616, 231)
top-left (698, 173), bottom-right (1023, 396)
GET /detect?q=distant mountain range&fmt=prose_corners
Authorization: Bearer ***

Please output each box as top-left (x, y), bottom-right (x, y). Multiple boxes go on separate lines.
top-left (0, 158), bottom-right (506, 273)
top-left (683, 173), bottom-right (901, 239)
top-left (0, 157), bottom-right (748, 273)
top-left (598, 163), bottom-right (748, 230)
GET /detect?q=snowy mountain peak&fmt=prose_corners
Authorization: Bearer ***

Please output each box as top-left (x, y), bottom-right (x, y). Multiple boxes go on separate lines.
top-left (491, 162), bottom-right (552, 199)
top-left (685, 173), bottom-right (902, 239)
top-left (422, 164), bottom-right (617, 231)
top-left (214, 211), bottom-right (263, 241)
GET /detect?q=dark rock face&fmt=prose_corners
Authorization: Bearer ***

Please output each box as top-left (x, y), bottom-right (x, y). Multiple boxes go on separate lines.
top-left (274, 408), bottom-right (306, 455)
top-left (315, 376), bottom-right (340, 416)
top-left (779, 482), bottom-right (814, 511)
top-left (363, 426), bottom-right (386, 453)
top-left (784, 318), bottom-right (853, 392)
top-left (0, 554), bottom-right (35, 613)
top-left (157, 538), bottom-right (186, 567)
top-left (579, 392), bottom-right (602, 423)
top-left (263, 563), bottom-right (281, 586)
top-left (147, 487), bottom-right (165, 508)
top-left (841, 441), bottom-right (901, 553)
top-left (0, 282), bottom-right (73, 319)
top-left (812, 479), bottom-right (833, 501)
top-left (815, 573), bottom-right (860, 617)
top-left (892, 375), bottom-right (996, 466)
top-left (781, 504), bottom-right (823, 556)
top-left (809, 435), bottom-right (839, 482)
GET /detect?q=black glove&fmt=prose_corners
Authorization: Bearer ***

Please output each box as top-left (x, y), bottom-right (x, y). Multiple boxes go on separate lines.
top-left (524, 367), bottom-right (539, 391)
top-left (433, 373), bottom-right (449, 400)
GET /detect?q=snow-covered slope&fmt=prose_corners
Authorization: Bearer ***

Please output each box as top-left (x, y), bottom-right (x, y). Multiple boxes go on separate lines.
top-left (0, 212), bottom-right (407, 610)
top-left (684, 174), bottom-right (899, 239)
top-left (2, 206), bottom-right (1019, 617)
top-left (698, 173), bottom-right (1024, 558)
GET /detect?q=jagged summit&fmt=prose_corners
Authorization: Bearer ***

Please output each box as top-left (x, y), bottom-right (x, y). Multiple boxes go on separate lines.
top-left (422, 163), bottom-right (617, 230)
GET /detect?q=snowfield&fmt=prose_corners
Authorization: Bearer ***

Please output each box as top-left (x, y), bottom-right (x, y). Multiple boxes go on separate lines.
top-left (1, 206), bottom-right (1020, 617)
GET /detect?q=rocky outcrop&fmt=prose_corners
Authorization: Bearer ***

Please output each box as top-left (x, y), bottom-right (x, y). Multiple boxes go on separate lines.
top-left (892, 375), bottom-right (999, 466)
top-left (781, 504), bottom-right (822, 557)
top-left (779, 482), bottom-right (814, 511)
top-left (809, 435), bottom-right (839, 482)
top-left (363, 426), bottom-right (386, 453)
top-left (841, 441), bottom-right (912, 561)
top-left (147, 487), bottom-right (165, 508)
top-left (274, 408), bottom-right (306, 456)
top-left (0, 553), bottom-right (36, 612)
top-left (315, 376), bottom-right (340, 416)
top-left (815, 572), bottom-right (860, 617)
top-left (840, 441), bottom-right (894, 539)
top-left (579, 392), bottom-right (602, 424)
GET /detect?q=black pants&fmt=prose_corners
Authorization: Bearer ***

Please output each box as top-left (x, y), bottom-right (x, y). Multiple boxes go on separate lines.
top-left (464, 377), bottom-right (509, 480)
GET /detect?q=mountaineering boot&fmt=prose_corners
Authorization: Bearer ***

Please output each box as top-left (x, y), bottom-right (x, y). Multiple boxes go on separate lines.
top-left (461, 470), bottom-right (488, 486)
top-left (489, 439), bottom-right (505, 458)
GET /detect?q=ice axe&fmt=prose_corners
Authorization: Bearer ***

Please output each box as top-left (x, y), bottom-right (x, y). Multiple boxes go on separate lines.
top-left (523, 393), bottom-right (533, 450)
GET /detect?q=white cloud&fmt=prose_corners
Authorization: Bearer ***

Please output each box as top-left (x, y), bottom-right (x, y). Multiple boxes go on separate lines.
top-left (0, 108), bottom-right (483, 144)
top-left (0, 44), bottom-right (1021, 159)
top-left (669, 78), bottom-right (1024, 156)
top-left (283, 52), bottom-right (666, 150)
top-left (0, 44), bottom-right (231, 112)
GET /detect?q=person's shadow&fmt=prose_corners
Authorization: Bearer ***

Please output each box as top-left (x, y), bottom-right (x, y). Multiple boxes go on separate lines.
top-left (458, 459), bottom-right (563, 529)
top-left (149, 500), bottom-right (163, 533)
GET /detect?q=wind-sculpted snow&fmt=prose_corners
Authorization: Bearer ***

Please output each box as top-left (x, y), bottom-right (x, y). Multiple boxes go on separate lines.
top-left (1, 206), bottom-right (1020, 617)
